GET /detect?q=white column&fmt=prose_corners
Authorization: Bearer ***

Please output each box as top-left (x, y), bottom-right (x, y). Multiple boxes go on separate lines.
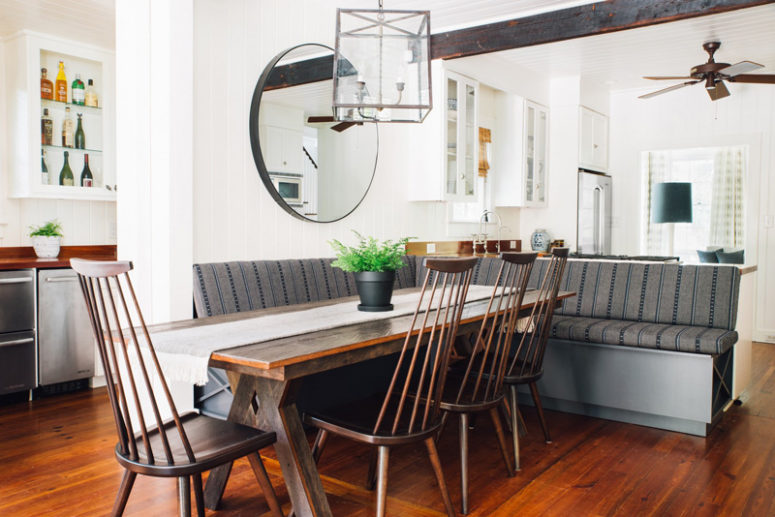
top-left (115, 0), bottom-right (193, 324)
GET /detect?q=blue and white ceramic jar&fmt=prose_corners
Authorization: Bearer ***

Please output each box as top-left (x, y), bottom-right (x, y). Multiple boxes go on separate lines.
top-left (530, 229), bottom-right (550, 252)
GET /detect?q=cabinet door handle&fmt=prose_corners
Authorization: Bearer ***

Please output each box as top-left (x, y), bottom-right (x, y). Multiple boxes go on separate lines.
top-left (0, 277), bottom-right (33, 284)
top-left (44, 276), bottom-right (78, 283)
top-left (0, 337), bottom-right (34, 348)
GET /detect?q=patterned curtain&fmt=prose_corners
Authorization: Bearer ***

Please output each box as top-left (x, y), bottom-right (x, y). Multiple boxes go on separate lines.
top-left (710, 147), bottom-right (745, 248)
top-left (642, 151), bottom-right (669, 255)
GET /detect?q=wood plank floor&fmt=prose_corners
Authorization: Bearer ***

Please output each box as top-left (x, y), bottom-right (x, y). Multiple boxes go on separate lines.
top-left (1, 342), bottom-right (774, 516)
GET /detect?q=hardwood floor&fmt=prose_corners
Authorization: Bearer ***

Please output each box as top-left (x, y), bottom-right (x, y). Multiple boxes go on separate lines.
top-left (2, 342), bottom-right (774, 516)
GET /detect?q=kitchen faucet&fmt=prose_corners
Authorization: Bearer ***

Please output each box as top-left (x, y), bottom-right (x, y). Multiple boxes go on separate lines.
top-left (478, 209), bottom-right (502, 254)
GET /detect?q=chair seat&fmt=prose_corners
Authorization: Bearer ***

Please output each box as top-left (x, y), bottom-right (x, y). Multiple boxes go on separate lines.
top-left (438, 372), bottom-right (505, 413)
top-left (115, 413), bottom-right (277, 477)
top-left (550, 315), bottom-right (738, 355)
top-left (304, 393), bottom-right (441, 446)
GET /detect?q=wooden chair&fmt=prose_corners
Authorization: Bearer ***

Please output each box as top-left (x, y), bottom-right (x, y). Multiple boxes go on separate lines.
top-left (503, 248), bottom-right (569, 471)
top-left (439, 252), bottom-right (537, 514)
top-left (303, 257), bottom-right (479, 517)
top-left (71, 258), bottom-right (284, 517)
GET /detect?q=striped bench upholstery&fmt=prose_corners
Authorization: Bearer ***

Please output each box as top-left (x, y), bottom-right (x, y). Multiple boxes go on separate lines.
top-left (546, 261), bottom-right (740, 355)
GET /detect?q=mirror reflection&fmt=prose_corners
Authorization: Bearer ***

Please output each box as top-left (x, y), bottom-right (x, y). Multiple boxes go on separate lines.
top-left (252, 44), bottom-right (378, 222)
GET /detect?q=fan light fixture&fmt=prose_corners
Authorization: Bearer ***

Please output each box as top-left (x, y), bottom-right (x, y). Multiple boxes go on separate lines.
top-left (333, 1), bottom-right (431, 123)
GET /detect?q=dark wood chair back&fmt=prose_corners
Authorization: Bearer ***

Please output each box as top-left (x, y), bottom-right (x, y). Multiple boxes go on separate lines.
top-left (454, 252), bottom-right (538, 405)
top-left (373, 257), bottom-right (478, 437)
top-left (71, 258), bottom-right (196, 466)
top-left (507, 248), bottom-right (569, 378)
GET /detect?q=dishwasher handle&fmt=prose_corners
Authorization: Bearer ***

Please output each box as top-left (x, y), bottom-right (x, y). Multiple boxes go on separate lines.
top-left (44, 276), bottom-right (78, 283)
top-left (0, 277), bottom-right (33, 284)
top-left (0, 337), bottom-right (34, 348)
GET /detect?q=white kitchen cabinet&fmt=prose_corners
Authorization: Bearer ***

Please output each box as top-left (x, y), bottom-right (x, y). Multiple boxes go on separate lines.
top-left (4, 31), bottom-right (116, 200)
top-left (408, 61), bottom-right (478, 202)
top-left (493, 94), bottom-right (549, 208)
top-left (579, 106), bottom-right (608, 172)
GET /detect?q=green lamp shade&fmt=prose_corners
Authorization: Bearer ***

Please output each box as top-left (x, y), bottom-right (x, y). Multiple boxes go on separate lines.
top-left (651, 182), bottom-right (693, 223)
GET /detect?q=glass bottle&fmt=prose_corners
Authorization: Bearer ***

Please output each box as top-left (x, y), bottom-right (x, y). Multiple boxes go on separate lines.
top-left (72, 74), bottom-right (85, 105)
top-left (59, 151), bottom-right (74, 186)
top-left (80, 153), bottom-right (93, 187)
top-left (62, 107), bottom-right (74, 148)
top-left (41, 149), bottom-right (49, 185)
top-left (41, 108), bottom-right (53, 146)
top-left (75, 114), bottom-right (85, 149)
top-left (84, 79), bottom-right (98, 107)
top-left (55, 61), bottom-right (67, 102)
top-left (40, 68), bottom-right (53, 100)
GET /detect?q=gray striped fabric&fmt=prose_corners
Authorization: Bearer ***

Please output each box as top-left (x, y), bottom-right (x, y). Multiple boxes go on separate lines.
top-left (193, 256), bottom-right (418, 317)
top-left (550, 315), bottom-right (738, 355)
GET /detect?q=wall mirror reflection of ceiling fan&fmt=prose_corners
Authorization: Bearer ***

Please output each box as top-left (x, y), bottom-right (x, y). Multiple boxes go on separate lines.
top-left (639, 41), bottom-right (775, 101)
top-left (306, 116), bottom-right (362, 132)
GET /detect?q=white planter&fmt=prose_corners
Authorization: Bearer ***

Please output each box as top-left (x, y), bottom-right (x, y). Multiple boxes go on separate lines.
top-left (31, 235), bottom-right (61, 258)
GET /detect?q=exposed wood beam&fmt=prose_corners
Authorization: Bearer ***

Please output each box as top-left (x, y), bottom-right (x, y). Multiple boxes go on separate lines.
top-left (431, 0), bottom-right (775, 60)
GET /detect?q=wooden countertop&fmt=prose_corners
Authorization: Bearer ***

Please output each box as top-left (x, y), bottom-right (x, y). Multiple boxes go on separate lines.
top-left (0, 245), bottom-right (117, 270)
top-left (406, 239), bottom-right (521, 257)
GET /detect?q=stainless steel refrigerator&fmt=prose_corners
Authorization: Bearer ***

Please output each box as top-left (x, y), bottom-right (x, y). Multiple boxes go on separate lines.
top-left (577, 170), bottom-right (612, 255)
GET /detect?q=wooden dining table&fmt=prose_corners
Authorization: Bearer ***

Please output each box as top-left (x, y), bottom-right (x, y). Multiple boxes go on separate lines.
top-left (148, 287), bottom-right (574, 517)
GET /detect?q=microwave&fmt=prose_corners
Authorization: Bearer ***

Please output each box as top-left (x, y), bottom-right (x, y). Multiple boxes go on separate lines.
top-left (270, 175), bottom-right (303, 204)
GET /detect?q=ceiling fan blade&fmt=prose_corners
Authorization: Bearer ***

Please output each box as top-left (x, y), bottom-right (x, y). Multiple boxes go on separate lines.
top-left (728, 73), bottom-right (775, 84)
top-left (643, 76), bottom-right (694, 80)
top-left (707, 80), bottom-right (730, 101)
top-left (718, 60), bottom-right (764, 77)
top-left (331, 121), bottom-right (356, 132)
top-left (307, 116), bottom-right (336, 123)
top-left (638, 80), bottom-right (700, 99)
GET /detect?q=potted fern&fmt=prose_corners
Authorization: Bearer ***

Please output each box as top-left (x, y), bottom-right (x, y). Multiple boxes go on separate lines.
top-left (330, 232), bottom-right (411, 312)
top-left (29, 220), bottom-right (63, 258)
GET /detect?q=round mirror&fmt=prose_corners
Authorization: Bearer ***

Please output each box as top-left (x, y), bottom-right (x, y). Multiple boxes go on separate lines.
top-left (249, 43), bottom-right (378, 222)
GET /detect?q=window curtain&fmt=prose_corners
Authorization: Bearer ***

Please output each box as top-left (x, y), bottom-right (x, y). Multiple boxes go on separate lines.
top-left (710, 147), bottom-right (745, 248)
top-left (642, 151), bottom-right (669, 255)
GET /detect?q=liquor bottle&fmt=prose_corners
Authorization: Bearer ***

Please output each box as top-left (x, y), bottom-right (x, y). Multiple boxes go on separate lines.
top-left (59, 151), bottom-right (74, 186)
top-left (55, 61), bottom-right (67, 102)
top-left (72, 74), bottom-right (85, 105)
top-left (40, 68), bottom-right (53, 100)
top-left (80, 153), bottom-right (93, 187)
top-left (84, 79), bottom-right (98, 107)
top-left (62, 106), bottom-right (74, 148)
top-left (41, 149), bottom-right (49, 185)
top-left (75, 114), bottom-right (85, 149)
top-left (41, 108), bottom-right (53, 145)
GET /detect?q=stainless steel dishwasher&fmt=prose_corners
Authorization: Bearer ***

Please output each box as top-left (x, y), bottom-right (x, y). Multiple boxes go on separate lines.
top-left (0, 270), bottom-right (36, 395)
top-left (37, 268), bottom-right (94, 386)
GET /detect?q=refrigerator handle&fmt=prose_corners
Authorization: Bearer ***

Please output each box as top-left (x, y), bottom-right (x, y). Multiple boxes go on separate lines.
top-left (593, 185), bottom-right (603, 254)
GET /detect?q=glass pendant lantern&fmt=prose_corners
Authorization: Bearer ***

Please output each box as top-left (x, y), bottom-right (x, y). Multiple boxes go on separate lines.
top-left (333, 1), bottom-right (431, 123)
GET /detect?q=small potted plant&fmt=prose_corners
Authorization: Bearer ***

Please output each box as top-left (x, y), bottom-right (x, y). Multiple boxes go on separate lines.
top-left (330, 232), bottom-right (411, 312)
top-left (29, 220), bottom-right (63, 258)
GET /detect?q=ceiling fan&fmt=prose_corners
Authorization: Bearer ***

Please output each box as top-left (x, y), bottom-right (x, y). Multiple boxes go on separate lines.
top-left (306, 116), bottom-right (361, 132)
top-left (639, 41), bottom-right (775, 101)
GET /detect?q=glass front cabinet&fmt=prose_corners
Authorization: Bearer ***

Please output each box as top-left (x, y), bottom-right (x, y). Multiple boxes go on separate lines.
top-left (443, 71), bottom-right (478, 202)
top-left (523, 100), bottom-right (548, 207)
top-left (4, 31), bottom-right (115, 201)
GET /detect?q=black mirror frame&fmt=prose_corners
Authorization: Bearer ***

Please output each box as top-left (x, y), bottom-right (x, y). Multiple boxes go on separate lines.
top-left (248, 43), bottom-right (379, 223)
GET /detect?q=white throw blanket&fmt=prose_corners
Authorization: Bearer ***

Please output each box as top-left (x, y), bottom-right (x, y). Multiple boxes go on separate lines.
top-left (151, 285), bottom-right (498, 385)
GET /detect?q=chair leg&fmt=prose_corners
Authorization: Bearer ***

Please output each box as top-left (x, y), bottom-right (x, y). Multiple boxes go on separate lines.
top-left (425, 437), bottom-right (456, 517)
top-left (111, 470), bottom-right (136, 517)
top-left (529, 381), bottom-right (552, 443)
top-left (459, 413), bottom-right (470, 514)
top-left (499, 398), bottom-right (512, 433)
top-left (376, 446), bottom-right (390, 517)
top-left (248, 453), bottom-right (285, 517)
top-left (192, 474), bottom-right (206, 517)
top-left (366, 448), bottom-right (378, 490)
top-left (311, 429), bottom-right (329, 464)
top-left (178, 476), bottom-right (192, 517)
top-left (437, 411), bottom-right (450, 441)
top-left (489, 407), bottom-right (514, 477)
top-left (509, 385), bottom-right (520, 472)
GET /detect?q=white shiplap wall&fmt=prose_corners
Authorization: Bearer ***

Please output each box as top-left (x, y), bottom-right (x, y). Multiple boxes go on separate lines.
top-left (192, 0), bottom-right (456, 264)
top-left (609, 85), bottom-right (775, 342)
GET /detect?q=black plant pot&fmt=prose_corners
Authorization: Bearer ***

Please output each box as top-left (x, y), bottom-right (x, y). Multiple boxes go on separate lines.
top-left (354, 270), bottom-right (396, 312)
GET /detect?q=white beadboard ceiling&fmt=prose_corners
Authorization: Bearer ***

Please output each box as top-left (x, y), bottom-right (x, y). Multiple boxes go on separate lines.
top-left (458, 4), bottom-right (775, 92)
top-left (0, 0), bottom-right (114, 49)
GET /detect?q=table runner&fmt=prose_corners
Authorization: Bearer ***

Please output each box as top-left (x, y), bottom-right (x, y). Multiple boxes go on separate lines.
top-left (151, 285), bottom-right (497, 385)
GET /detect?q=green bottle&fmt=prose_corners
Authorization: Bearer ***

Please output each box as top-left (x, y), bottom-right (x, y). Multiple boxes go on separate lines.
top-left (59, 151), bottom-right (74, 186)
top-left (72, 74), bottom-right (85, 105)
top-left (75, 114), bottom-right (85, 149)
